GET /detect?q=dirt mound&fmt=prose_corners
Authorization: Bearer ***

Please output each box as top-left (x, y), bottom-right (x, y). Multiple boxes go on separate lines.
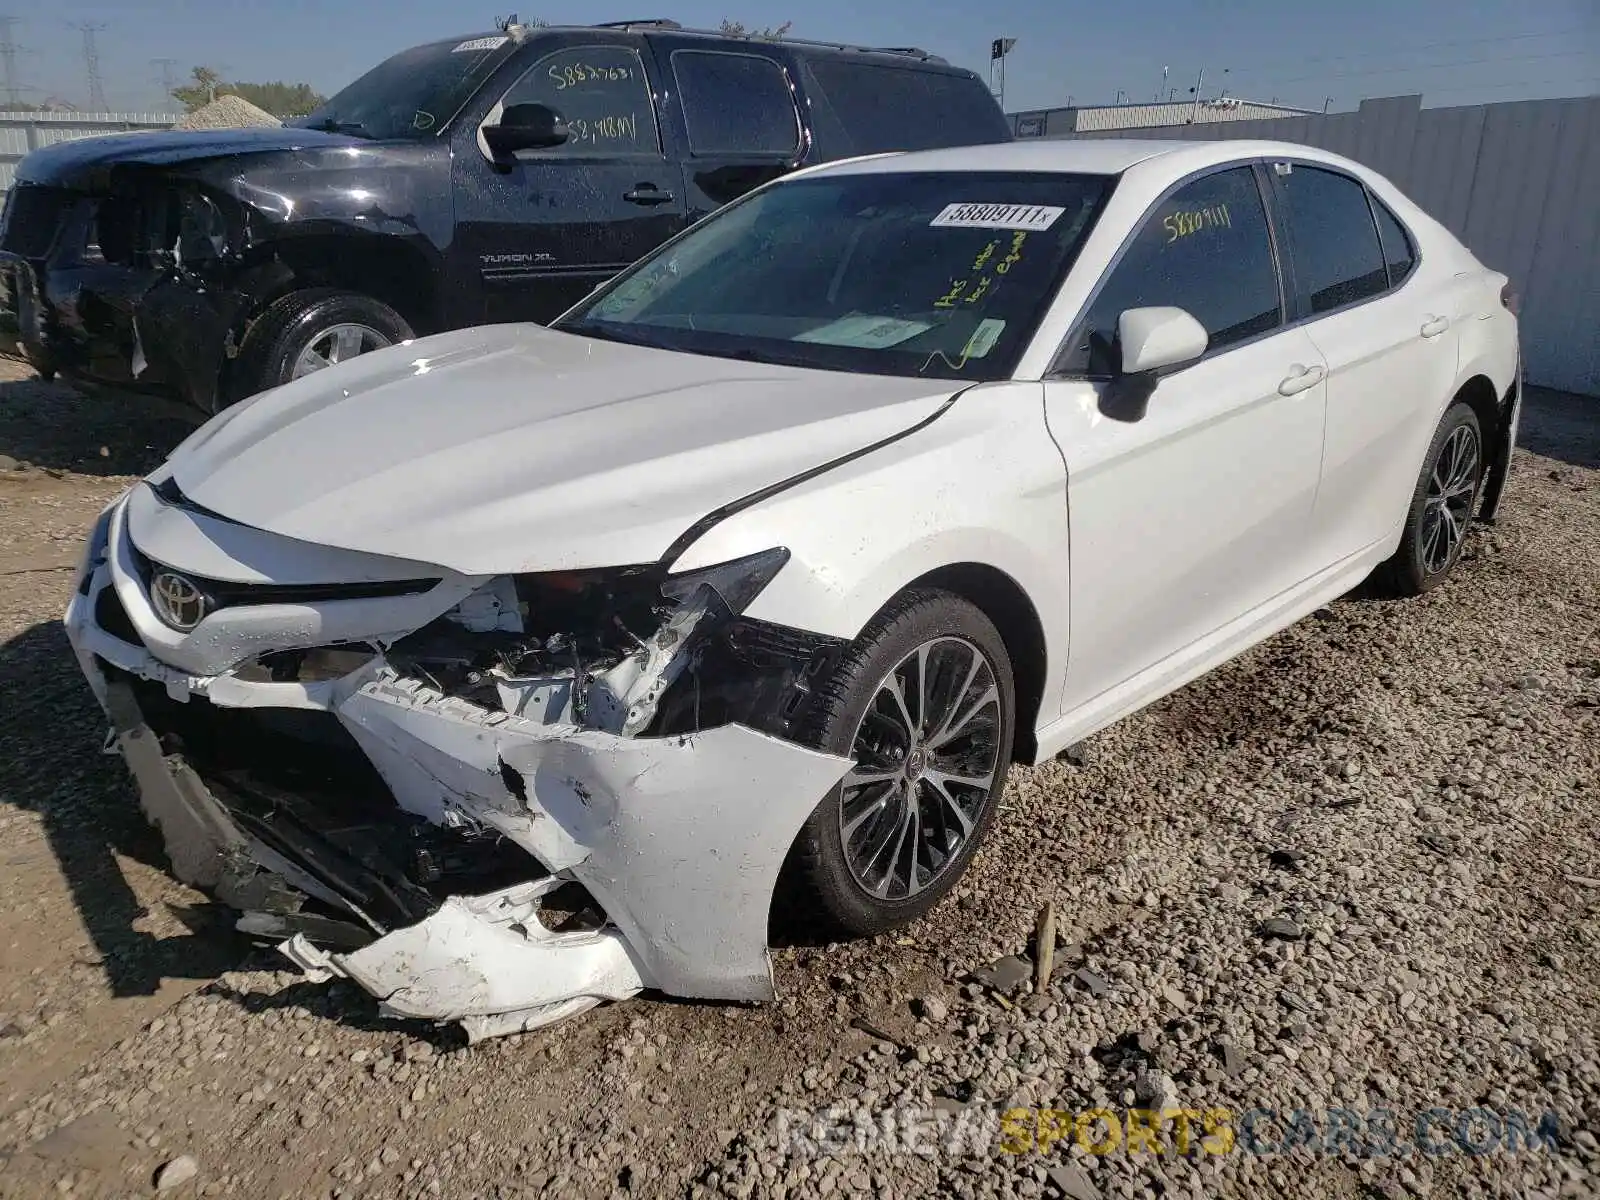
top-left (172, 93), bottom-right (281, 131)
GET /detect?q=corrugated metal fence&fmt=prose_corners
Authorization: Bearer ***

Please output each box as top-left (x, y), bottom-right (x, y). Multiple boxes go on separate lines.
top-left (1020, 93), bottom-right (1600, 396)
top-left (1, 111), bottom-right (180, 193)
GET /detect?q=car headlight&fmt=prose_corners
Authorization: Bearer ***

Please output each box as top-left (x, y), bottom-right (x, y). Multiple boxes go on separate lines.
top-left (660, 547), bottom-right (790, 616)
top-left (72, 494), bottom-right (122, 597)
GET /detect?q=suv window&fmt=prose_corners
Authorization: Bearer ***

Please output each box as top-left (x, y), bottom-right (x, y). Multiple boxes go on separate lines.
top-left (1060, 166), bottom-right (1282, 376)
top-left (1371, 196), bottom-right (1417, 287)
top-left (802, 60), bottom-right (1010, 153)
top-left (672, 51), bottom-right (799, 157)
top-left (497, 46), bottom-right (660, 155)
top-left (296, 34), bottom-right (517, 140)
top-left (1276, 165), bottom-right (1388, 313)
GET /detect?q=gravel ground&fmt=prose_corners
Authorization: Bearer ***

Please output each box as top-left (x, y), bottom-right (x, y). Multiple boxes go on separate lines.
top-left (0, 359), bottom-right (1595, 1199)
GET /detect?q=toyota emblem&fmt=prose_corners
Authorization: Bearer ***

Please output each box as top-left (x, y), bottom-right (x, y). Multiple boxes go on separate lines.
top-left (149, 571), bottom-right (208, 632)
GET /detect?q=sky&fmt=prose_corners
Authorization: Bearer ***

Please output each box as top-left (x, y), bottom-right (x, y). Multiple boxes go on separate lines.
top-left (6, 0), bottom-right (1597, 116)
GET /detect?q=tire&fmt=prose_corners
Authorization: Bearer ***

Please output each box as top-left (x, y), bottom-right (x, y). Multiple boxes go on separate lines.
top-left (1371, 401), bottom-right (1485, 597)
top-left (230, 289), bottom-right (412, 404)
top-left (787, 589), bottom-right (1016, 937)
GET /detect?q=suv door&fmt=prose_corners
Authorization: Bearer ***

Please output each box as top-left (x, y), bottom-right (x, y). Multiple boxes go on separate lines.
top-left (1267, 162), bottom-right (1462, 562)
top-left (1042, 165), bottom-right (1329, 720)
top-left (644, 37), bottom-right (805, 223)
top-left (452, 36), bottom-right (686, 325)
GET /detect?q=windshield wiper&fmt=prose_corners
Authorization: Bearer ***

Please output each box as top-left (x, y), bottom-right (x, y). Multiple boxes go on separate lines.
top-left (300, 118), bottom-right (373, 138)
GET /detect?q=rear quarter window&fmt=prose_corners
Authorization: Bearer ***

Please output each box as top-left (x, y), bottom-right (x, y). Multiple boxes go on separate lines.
top-left (802, 59), bottom-right (1010, 154)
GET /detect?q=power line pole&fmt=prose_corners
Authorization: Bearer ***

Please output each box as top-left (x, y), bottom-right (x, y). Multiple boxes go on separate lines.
top-left (72, 20), bottom-right (108, 112)
top-left (0, 16), bottom-right (26, 108)
top-left (151, 56), bottom-right (179, 99)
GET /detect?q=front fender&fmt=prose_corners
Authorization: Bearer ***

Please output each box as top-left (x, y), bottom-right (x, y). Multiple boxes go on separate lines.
top-left (669, 382), bottom-right (1070, 736)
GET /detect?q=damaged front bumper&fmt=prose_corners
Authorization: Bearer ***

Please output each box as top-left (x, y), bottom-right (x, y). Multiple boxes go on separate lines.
top-left (66, 495), bottom-right (852, 1039)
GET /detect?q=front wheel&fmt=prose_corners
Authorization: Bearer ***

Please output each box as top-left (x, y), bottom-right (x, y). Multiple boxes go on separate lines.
top-left (788, 589), bottom-right (1015, 937)
top-left (1372, 401), bottom-right (1484, 596)
top-left (231, 289), bottom-right (412, 404)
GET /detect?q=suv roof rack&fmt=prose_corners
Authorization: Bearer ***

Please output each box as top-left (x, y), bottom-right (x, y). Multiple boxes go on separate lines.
top-left (592, 19), bottom-right (683, 29)
top-left (588, 20), bottom-right (943, 62)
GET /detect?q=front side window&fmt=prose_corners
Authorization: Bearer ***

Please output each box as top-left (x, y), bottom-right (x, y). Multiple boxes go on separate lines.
top-left (495, 46), bottom-right (660, 156)
top-left (558, 170), bottom-right (1112, 381)
top-left (1276, 164), bottom-right (1389, 313)
top-left (294, 34), bottom-right (517, 140)
top-left (672, 51), bottom-right (800, 157)
top-left (1060, 166), bottom-right (1282, 376)
top-left (1371, 195), bottom-right (1417, 287)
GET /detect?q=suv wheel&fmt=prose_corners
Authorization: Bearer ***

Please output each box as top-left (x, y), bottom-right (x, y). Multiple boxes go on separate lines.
top-left (788, 589), bottom-right (1015, 936)
top-left (232, 289), bottom-right (412, 403)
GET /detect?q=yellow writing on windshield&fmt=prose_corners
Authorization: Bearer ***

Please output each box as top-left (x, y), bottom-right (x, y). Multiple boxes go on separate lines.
top-left (935, 232), bottom-right (1028, 308)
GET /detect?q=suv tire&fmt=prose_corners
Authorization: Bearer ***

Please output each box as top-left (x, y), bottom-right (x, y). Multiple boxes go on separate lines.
top-left (231, 289), bottom-right (412, 404)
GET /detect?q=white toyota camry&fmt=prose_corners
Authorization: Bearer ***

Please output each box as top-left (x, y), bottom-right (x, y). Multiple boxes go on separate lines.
top-left (66, 138), bottom-right (1521, 1037)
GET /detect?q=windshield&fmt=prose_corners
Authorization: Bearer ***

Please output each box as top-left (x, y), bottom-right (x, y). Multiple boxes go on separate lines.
top-left (557, 171), bottom-right (1111, 380)
top-left (292, 33), bottom-right (517, 140)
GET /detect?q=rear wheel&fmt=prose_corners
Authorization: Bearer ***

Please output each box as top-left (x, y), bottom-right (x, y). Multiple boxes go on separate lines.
top-left (230, 289), bottom-right (412, 404)
top-left (788, 589), bottom-right (1015, 936)
top-left (1372, 401), bottom-right (1484, 596)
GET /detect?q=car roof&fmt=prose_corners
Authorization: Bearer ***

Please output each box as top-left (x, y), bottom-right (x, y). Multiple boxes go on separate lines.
top-left (807, 138), bottom-right (1372, 181)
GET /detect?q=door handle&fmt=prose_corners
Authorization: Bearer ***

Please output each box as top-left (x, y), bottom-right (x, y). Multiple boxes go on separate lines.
top-left (1420, 315), bottom-right (1451, 338)
top-left (623, 185), bottom-right (674, 206)
top-left (1277, 363), bottom-right (1325, 396)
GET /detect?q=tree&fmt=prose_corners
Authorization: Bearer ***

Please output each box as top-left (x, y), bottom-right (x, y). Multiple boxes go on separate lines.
top-left (718, 18), bottom-right (792, 40)
top-left (171, 66), bottom-right (223, 111)
top-left (225, 81), bottom-right (325, 118)
top-left (170, 67), bottom-right (325, 117)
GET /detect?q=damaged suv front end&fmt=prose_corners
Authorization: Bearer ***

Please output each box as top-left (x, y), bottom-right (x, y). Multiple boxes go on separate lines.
top-left (68, 471), bottom-right (861, 1039)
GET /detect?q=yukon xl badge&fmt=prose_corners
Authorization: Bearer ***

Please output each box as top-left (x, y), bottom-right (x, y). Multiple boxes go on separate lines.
top-left (149, 572), bottom-right (207, 632)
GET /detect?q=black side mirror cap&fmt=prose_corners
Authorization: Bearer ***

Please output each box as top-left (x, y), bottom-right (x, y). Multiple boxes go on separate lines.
top-left (485, 103), bottom-right (570, 156)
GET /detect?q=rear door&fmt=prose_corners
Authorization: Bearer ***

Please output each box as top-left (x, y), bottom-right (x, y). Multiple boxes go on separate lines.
top-left (1268, 161), bottom-right (1462, 561)
top-left (644, 36), bottom-right (806, 223)
top-left (451, 34), bottom-right (686, 324)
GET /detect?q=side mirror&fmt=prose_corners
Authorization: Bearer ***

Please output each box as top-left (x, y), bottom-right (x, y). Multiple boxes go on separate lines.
top-left (1117, 306), bottom-right (1208, 375)
top-left (1097, 307), bottom-right (1209, 423)
top-left (484, 103), bottom-right (570, 156)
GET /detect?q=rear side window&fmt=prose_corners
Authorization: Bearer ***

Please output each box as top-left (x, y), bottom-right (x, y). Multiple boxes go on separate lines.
top-left (803, 60), bottom-right (1010, 153)
top-left (1276, 165), bottom-right (1388, 313)
top-left (1061, 166), bottom-right (1282, 376)
top-left (497, 46), bottom-right (660, 156)
top-left (1371, 196), bottom-right (1417, 287)
top-left (672, 51), bottom-right (800, 157)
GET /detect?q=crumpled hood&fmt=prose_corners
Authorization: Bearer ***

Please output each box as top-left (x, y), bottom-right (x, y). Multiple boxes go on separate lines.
top-left (14, 125), bottom-right (365, 187)
top-left (165, 324), bottom-right (960, 575)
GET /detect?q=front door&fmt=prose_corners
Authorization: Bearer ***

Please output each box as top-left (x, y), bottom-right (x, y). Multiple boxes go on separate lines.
top-left (644, 37), bottom-right (806, 224)
top-left (1042, 164), bottom-right (1329, 720)
top-left (452, 38), bottom-right (686, 325)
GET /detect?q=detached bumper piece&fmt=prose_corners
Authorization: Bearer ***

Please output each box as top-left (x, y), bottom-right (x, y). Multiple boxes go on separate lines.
top-left (89, 662), bottom-right (851, 1040)
top-left (279, 878), bottom-right (647, 1042)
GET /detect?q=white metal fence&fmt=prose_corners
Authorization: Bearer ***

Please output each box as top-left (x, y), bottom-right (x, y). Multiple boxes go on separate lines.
top-left (1, 111), bottom-right (181, 193)
top-left (1014, 93), bottom-right (1600, 397)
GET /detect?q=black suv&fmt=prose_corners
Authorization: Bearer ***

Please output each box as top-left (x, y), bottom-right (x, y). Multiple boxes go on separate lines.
top-left (0, 21), bottom-right (1009, 412)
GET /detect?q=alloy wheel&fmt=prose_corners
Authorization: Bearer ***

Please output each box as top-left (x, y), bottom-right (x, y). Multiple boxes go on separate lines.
top-left (1421, 423), bottom-right (1481, 574)
top-left (291, 323), bottom-right (392, 378)
top-left (838, 636), bottom-right (1003, 901)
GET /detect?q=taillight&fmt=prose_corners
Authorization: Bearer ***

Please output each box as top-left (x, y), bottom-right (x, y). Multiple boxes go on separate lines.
top-left (1500, 283), bottom-right (1519, 315)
